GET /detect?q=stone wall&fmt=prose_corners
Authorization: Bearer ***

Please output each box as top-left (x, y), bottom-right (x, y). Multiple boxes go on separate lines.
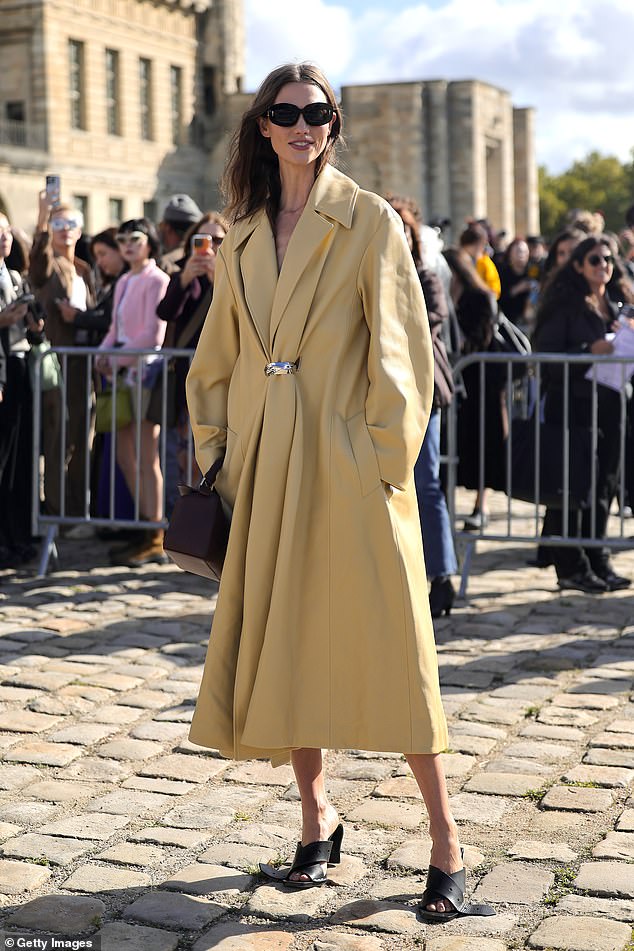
top-left (343, 78), bottom-right (538, 240)
top-left (0, 0), bottom-right (538, 238)
top-left (0, 0), bottom-right (241, 231)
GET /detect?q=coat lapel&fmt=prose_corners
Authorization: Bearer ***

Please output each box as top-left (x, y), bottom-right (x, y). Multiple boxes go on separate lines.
top-left (238, 212), bottom-right (278, 357)
top-left (269, 210), bottom-right (333, 348)
top-left (269, 165), bottom-right (358, 350)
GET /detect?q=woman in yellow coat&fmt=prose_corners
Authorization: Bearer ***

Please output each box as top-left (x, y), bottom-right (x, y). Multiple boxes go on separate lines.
top-left (186, 62), bottom-right (494, 922)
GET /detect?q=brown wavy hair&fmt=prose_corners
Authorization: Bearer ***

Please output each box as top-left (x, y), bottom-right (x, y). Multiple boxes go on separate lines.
top-left (222, 62), bottom-right (343, 224)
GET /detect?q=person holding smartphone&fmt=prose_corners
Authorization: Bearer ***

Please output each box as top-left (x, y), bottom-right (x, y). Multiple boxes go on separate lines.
top-left (155, 211), bottom-right (228, 513)
top-left (28, 188), bottom-right (95, 525)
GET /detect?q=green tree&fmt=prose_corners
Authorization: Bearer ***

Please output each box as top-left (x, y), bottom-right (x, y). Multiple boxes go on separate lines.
top-left (539, 150), bottom-right (634, 237)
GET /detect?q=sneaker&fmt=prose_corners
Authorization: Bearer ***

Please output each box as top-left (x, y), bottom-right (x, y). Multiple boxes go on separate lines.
top-left (557, 571), bottom-right (608, 594)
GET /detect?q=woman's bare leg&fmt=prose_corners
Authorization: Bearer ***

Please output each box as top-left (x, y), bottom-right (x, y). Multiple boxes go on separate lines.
top-left (140, 420), bottom-right (162, 521)
top-left (406, 752), bottom-right (461, 913)
top-left (114, 424), bottom-right (138, 501)
top-left (289, 748), bottom-right (339, 883)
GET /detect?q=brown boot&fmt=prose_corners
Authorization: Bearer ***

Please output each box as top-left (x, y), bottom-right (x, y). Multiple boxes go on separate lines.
top-left (119, 529), bottom-right (168, 567)
top-left (108, 529), bottom-right (148, 562)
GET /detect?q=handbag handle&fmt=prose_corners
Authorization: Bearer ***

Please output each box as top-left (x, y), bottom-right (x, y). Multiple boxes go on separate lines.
top-left (200, 456), bottom-right (224, 493)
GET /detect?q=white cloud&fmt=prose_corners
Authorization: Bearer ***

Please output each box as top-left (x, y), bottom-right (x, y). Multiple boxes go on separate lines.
top-left (245, 0), bottom-right (353, 89)
top-left (244, 0), bottom-right (634, 172)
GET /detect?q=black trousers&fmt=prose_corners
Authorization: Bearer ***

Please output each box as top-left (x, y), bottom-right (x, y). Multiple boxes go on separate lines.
top-left (541, 385), bottom-right (622, 579)
top-left (0, 355), bottom-right (34, 550)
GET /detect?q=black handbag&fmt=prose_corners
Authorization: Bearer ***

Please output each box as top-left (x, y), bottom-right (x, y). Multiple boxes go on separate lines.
top-left (507, 416), bottom-right (595, 510)
top-left (163, 457), bottom-right (230, 581)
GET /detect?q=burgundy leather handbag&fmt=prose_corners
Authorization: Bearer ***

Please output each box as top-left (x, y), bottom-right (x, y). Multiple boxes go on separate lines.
top-left (163, 457), bottom-right (230, 581)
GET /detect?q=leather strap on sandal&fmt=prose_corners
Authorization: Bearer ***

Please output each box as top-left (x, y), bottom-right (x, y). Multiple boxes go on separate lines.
top-left (422, 866), bottom-right (466, 910)
top-left (260, 838), bottom-right (333, 887)
top-left (421, 864), bottom-right (495, 920)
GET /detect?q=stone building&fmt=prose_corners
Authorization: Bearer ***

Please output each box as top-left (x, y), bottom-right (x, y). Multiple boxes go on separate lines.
top-left (340, 79), bottom-right (539, 240)
top-left (0, 0), bottom-right (245, 231)
top-left (0, 0), bottom-right (538, 237)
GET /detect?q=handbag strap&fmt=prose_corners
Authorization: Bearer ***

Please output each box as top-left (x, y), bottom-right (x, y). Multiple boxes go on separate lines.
top-left (201, 456), bottom-right (224, 492)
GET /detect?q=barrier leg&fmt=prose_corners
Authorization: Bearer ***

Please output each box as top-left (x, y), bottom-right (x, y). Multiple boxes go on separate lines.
top-left (458, 538), bottom-right (476, 600)
top-left (36, 525), bottom-right (58, 579)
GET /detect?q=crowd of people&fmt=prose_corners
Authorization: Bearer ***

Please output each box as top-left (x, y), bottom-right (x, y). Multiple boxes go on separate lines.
top-left (1, 178), bottom-right (634, 599)
top-left (378, 199), bottom-right (634, 608)
top-left (0, 190), bottom-right (227, 569)
top-left (434, 206), bottom-right (634, 600)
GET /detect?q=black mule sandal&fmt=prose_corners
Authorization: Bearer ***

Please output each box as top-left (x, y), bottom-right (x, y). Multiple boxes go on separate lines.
top-left (259, 823), bottom-right (344, 889)
top-left (419, 863), bottom-right (495, 923)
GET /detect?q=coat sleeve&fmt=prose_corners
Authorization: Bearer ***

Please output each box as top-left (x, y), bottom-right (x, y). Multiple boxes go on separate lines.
top-left (357, 212), bottom-right (434, 490)
top-left (185, 248), bottom-right (240, 476)
top-left (28, 231), bottom-right (54, 288)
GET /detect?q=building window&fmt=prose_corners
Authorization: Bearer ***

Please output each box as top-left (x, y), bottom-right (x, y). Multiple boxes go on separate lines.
top-left (69, 39), bottom-right (85, 130)
top-left (170, 65), bottom-right (183, 145)
top-left (143, 199), bottom-right (157, 223)
top-left (105, 49), bottom-right (120, 136)
top-left (202, 66), bottom-right (216, 116)
top-left (109, 197), bottom-right (123, 224)
top-left (6, 101), bottom-right (25, 122)
top-left (73, 195), bottom-right (88, 229)
top-left (139, 58), bottom-right (153, 140)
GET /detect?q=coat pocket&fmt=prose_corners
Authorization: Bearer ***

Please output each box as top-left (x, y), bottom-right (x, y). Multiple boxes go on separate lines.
top-left (346, 411), bottom-right (382, 497)
top-left (215, 426), bottom-right (243, 506)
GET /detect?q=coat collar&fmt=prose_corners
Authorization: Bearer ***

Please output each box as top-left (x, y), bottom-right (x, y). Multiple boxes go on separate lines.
top-left (234, 165), bottom-right (359, 355)
top-left (231, 164), bottom-right (358, 248)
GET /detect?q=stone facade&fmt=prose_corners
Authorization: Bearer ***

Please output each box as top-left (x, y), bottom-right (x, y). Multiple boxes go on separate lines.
top-left (0, 0), bottom-right (244, 231)
top-left (342, 79), bottom-right (539, 240)
top-left (0, 0), bottom-right (538, 238)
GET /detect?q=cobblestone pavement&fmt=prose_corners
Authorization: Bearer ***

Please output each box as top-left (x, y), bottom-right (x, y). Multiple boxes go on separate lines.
top-left (0, 498), bottom-right (633, 951)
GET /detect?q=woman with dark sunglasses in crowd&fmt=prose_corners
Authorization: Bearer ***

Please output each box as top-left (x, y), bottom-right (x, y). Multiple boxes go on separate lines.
top-left (186, 62), bottom-right (494, 923)
top-left (534, 236), bottom-right (631, 593)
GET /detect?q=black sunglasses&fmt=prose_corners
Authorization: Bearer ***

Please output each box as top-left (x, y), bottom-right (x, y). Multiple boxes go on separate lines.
top-left (587, 252), bottom-right (614, 267)
top-left (266, 102), bottom-right (334, 127)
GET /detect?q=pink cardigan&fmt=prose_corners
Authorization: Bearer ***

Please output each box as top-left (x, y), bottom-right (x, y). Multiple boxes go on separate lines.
top-left (100, 259), bottom-right (170, 364)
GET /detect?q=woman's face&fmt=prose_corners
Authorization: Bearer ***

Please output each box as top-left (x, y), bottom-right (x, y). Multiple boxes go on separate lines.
top-left (116, 229), bottom-right (151, 267)
top-left (192, 220), bottom-right (226, 257)
top-left (93, 241), bottom-right (124, 278)
top-left (575, 244), bottom-right (614, 291)
top-left (259, 82), bottom-right (336, 171)
top-left (0, 215), bottom-right (12, 261)
top-left (556, 237), bottom-right (577, 268)
top-left (509, 240), bottom-right (529, 271)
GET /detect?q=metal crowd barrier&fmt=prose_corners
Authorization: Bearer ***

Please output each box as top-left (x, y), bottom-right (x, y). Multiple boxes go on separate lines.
top-left (446, 351), bottom-right (634, 596)
top-left (30, 346), bottom-right (196, 577)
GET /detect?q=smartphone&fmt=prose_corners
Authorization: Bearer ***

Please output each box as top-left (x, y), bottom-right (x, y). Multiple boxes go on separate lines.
top-left (17, 293), bottom-right (35, 305)
top-left (46, 174), bottom-right (61, 204)
top-left (192, 234), bottom-right (211, 254)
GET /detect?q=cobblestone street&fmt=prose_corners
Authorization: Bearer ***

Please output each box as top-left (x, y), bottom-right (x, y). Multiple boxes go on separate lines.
top-left (0, 499), bottom-right (633, 951)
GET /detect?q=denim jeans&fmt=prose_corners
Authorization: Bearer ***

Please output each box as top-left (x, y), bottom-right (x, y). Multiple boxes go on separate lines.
top-left (414, 408), bottom-right (458, 578)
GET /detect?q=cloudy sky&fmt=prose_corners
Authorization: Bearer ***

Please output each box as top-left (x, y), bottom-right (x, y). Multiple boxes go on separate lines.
top-left (244, 0), bottom-right (634, 173)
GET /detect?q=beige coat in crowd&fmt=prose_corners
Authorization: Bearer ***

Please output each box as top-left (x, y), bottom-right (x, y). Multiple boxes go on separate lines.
top-left (186, 164), bottom-right (448, 766)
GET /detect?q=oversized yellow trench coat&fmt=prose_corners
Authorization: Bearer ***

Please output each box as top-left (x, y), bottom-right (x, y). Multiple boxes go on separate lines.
top-left (186, 164), bottom-right (448, 765)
